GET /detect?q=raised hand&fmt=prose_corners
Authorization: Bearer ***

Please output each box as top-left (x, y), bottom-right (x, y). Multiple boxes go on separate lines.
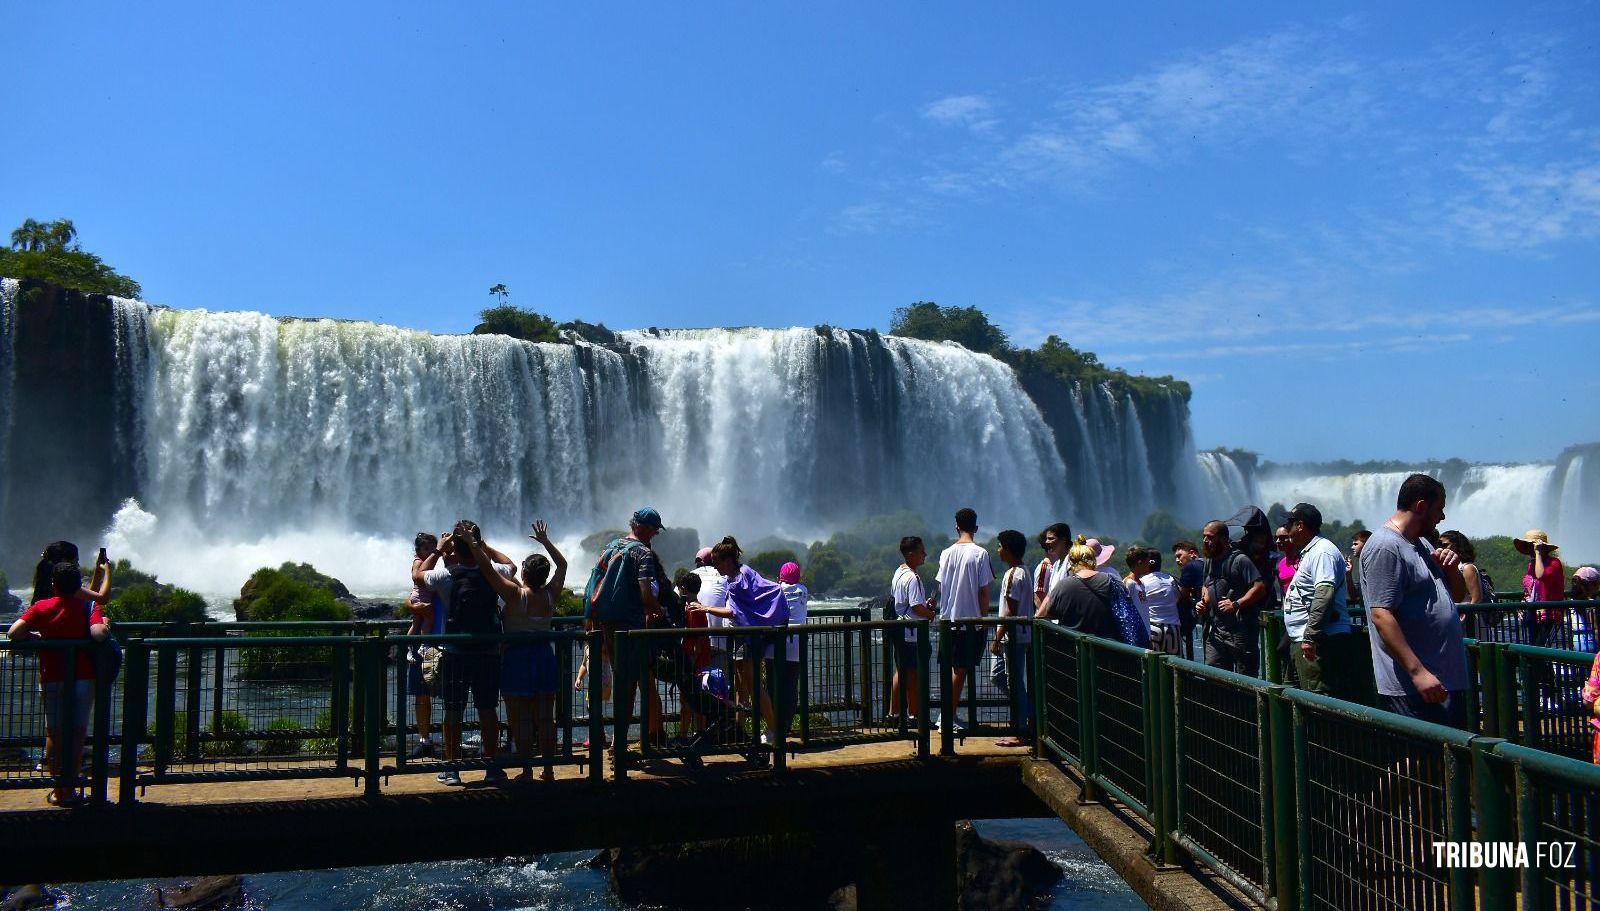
top-left (530, 519), bottom-right (551, 544)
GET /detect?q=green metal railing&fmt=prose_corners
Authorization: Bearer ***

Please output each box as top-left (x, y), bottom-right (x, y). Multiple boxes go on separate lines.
top-left (1035, 622), bottom-right (1600, 910)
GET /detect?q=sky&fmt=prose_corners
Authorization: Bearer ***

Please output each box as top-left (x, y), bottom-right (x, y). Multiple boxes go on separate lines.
top-left (4, 2), bottom-right (1597, 464)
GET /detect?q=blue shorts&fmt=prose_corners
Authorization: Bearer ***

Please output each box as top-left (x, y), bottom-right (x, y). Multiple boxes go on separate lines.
top-left (41, 680), bottom-right (93, 733)
top-left (500, 643), bottom-right (558, 697)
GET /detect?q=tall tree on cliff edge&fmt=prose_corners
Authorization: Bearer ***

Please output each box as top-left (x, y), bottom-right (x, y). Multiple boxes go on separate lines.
top-left (0, 218), bottom-right (141, 298)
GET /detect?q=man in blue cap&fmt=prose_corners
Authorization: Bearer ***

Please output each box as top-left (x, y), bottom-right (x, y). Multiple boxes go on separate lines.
top-left (582, 507), bottom-right (670, 743)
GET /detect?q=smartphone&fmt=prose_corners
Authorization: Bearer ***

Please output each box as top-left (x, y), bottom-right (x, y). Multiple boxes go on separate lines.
top-left (97, 547), bottom-right (108, 565)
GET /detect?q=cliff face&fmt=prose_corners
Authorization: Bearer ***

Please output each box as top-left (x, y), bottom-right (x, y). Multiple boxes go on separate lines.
top-left (0, 281), bottom-right (136, 566)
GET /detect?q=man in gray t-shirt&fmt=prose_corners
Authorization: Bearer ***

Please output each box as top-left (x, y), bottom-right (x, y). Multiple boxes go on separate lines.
top-left (1360, 474), bottom-right (1470, 729)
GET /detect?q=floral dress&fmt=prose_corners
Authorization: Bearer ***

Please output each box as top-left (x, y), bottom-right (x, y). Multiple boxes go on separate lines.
top-left (1582, 652), bottom-right (1600, 764)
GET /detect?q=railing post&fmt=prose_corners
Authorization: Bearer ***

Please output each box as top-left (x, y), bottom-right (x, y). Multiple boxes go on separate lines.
top-left (772, 638), bottom-right (787, 773)
top-left (1265, 685), bottom-right (1299, 911)
top-left (332, 641), bottom-right (351, 774)
top-left (555, 632), bottom-right (573, 760)
top-left (91, 642), bottom-right (113, 805)
top-left (183, 645), bottom-right (202, 761)
top-left (939, 620), bottom-right (955, 757)
top-left (1077, 636), bottom-right (1098, 801)
top-left (392, 636), bottom-right (408, 770)
top-left (211, 645), bottom-right (225, 741)
top-left (154, 644), bottom-right (177, 775)
top-left (857, 619), bottom-right (872, 731)
top-left (1443, 743), bottom-right (1474, 911)
top-left (1289, 702), bottom-right (1311, 911)
top-left (1469, 738), bottom-right (1515, 910)
top-left (916, 620), bottom-right (932, 761)
top-left (1517, 649), bottom-right (1537, 749)
top-left (119, 639), bottom-right (149, 804)
top-left (1146, 651), bottom-right (1176, 865)
top-left (587, 629), bottom-right (604, 782)
top-left (798, 627), bottom-right (811, 746)
top-left (1031, 626), bottom-right (1044, 761)
top-left (612, 632), bottom-right (633, 781)
top-left (1262, 612), bottom-right (1284, 686)
top-left (1496, 645), bottom-right (1519, 746)
top-left (361, 638), bottom-right (383, 797)
top-left (1476, 643), bottom-right (1499, 737)
top-left (1515, 763), bottom-right (1547, 911)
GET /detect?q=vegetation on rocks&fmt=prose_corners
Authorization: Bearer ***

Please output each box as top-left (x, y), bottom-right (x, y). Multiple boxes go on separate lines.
top-left (0, 218), bottom-right (141, 297)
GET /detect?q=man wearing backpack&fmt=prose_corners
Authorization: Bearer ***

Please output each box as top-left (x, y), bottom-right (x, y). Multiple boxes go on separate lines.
top-left (418, 521), bottom-right (515, 784)
top-left (1197, 519), bottom-right (1267, 676)
top-left (583, 507), bottom-right (670, 745)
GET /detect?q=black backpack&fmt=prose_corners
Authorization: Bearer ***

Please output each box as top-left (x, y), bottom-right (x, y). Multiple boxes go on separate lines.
top-left (446, 564), bottom-right (502, 638)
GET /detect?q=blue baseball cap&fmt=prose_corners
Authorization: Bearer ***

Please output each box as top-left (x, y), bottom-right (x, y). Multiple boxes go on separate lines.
top-left (631, 506), bottom-right (664, 530)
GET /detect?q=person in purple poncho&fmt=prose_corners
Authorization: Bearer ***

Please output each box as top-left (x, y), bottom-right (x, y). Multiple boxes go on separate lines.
top-left (689, 536), bottom-right (789, 741)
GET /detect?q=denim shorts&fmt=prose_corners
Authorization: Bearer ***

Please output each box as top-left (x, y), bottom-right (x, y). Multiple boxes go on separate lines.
top-left (41, 680), bottom-right (93, 733)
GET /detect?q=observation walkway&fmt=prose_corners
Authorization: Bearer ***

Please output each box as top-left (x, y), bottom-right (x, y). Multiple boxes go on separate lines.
top-left (2, 603), bottom-right (1597, 909)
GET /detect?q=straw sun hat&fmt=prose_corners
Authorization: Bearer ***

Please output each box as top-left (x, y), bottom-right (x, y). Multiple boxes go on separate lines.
top-left (1513, 529), bottom-right (1559, 556)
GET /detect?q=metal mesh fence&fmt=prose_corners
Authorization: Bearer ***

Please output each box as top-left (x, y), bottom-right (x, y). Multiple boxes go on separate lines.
top-left (1091, 643), bottom-right (1150, 816)
top-left (1462, 602), bottom-right (1599, 651)
top-left (1036, 624), bottom-right (1080, 763)
top-left (1172, 662), bottom-right (1267, 894)
top-left (1508, 645), bottom-right (1595, 761)
top-left (1297, 700), bottom-right (1459, 911)
top-left (1507, 745), bottom-right (1600, 911)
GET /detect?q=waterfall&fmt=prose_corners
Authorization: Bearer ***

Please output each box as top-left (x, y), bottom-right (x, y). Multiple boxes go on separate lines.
top-left (1195, 450), bottom-right (1261, 518)
top-left (67, 308), bottom-right (1078, 591)
top-left (1254, 458), bottom-right (1598, 558)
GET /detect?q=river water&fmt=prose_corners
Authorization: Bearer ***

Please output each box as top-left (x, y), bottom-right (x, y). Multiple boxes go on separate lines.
top-left (36, 818), bottom-right (1145, 910)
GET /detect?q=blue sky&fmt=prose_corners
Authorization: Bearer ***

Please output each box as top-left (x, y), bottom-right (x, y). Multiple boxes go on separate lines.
top-left (4, 2), bottom-right (1597, 464)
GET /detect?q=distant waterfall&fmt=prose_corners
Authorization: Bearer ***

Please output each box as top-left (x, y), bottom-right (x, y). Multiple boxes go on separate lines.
top-left (1195, 450), bottom-right (1260, 517)
top-left (1255, 454), bottom-right (1598, 558)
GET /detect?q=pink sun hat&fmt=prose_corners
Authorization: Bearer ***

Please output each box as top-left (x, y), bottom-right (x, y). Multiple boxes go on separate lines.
top-left (1084, 538), bottom-right (1116, 567)
top-left (778, 562), bottom-right (802, 584)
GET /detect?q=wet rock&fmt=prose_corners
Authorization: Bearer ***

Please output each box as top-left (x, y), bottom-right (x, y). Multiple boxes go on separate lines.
top-left (824, 883), bottom-right (856, 911)
top-left (0, 885), bottom-right (55, 911)
top-left (954, 821), bottom-right (1061, 911)
top-left (152, 875), bottom-right (242, 909)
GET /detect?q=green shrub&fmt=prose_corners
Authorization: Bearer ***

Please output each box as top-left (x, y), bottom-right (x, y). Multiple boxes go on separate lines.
top-left (107, 584), bottom-right (208, 625)
top-left (261, 717), bottom-right (305, 756)
top-left (203, 710), bottom-right (251, 757)
top-left (235, 563), bottom-right (352, 620)
top-left (308, 708), bottom-right (338, 754)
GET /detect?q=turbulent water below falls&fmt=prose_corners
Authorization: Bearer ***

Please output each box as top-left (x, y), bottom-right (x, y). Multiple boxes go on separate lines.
top-left (37, 819), bottom-right (1145, 911)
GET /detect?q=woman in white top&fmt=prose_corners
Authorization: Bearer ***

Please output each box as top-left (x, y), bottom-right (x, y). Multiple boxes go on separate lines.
top-left (1124, 546), bottom-right (1181, 655)
top-left (467, 520), bottom-right (567, 781)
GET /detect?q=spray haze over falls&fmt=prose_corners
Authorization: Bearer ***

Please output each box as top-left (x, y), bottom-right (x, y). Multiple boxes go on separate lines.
top-left (0, 278), bottom-right (1594, 596)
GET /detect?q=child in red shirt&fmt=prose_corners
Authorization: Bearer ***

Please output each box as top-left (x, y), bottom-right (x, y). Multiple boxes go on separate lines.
top-left (8, 559), bottom-right (113, 806)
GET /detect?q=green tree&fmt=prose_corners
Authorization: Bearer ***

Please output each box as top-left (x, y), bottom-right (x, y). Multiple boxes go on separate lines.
top-left (889, 301), bottom-right (1012, 356)
top-left (748, 550), bottom-right (799, 580)
top-left (489, 283), bottom-right (509, 304)
top-left (0, 217), bottom-right (141, 297)
top-left (805, 543), bottom-right (846, 594)
top-left (473, 305), bottom-right (560, 343)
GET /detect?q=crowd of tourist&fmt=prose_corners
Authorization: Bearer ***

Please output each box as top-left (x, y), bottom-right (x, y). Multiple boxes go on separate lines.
top-left (9, 472), bottom-right (1600, 802)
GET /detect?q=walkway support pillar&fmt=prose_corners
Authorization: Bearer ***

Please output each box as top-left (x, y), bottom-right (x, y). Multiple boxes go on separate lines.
top-left (855, 820), bottom-right (957, 911)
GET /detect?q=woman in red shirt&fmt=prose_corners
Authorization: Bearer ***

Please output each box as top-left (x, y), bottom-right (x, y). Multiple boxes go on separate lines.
top-left (7, 559), bottom-right (112, 806)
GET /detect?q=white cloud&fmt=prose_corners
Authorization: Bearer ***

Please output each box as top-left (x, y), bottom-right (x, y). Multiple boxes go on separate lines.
top-left (921, 94), bottom-right (999, 133)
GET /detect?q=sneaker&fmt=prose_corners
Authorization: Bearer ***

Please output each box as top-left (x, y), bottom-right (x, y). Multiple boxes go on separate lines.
top-left (483, 766), bottom-right (507, 783)
top-left (934, 714), bottom-right (966, 733)
top-left (435, 769), bottom-right (461, 785)
top-left (760, 733), bottom-right (771, 746)
top-left (407, 742), bottom-right (435, 760)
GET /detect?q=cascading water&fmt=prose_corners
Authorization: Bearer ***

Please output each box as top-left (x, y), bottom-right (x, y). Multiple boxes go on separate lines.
top-left (76, 308), bottom-right (1086, 592)
top-left (1194, 450), bottom-right (1261, 518)
top-left (1256, 457), bottom-right (1598, 558)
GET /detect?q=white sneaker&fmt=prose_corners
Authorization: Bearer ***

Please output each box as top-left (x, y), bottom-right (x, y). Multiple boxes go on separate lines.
top-left (760, 733), bottom-right (771, 746)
